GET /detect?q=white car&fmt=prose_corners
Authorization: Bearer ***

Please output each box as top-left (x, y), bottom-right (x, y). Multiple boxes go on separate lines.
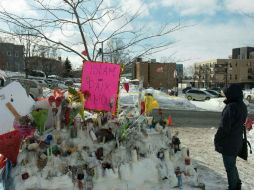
top-left (185, 89), bottom-right (216, 101)
top-left (58, 82), bottom-right (69, 89)
top-left (8, 78), bottom-right (43, 99)
top-left (243, 89), bottom-right (254, 102)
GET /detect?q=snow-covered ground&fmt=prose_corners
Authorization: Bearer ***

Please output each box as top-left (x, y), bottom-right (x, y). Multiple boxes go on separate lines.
top-left (119, 85), bottom-right (252, 113)
top-left (1, 127), bottom-right (253, 190)
top-left (43, 84), bottom-right (252, 113)
top-left (1, 85), bottom-right (253, 190)
top-left (175, 127), bottom-right (254, 190)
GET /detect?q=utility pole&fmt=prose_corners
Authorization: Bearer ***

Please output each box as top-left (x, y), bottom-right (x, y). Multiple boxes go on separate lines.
top-left (98, 41), bottom-right (104, 62)
top-left (101, 42), bottom-right (104, 62)
top-left (225, 62), bottom-right (228, 86)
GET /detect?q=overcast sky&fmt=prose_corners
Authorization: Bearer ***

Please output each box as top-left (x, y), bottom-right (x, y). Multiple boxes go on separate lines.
top-left (0, 0), bottom-right (254, 68)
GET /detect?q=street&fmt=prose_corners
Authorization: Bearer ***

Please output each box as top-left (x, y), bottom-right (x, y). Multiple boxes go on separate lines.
top-left (152, 109), bottom-right (254, 128)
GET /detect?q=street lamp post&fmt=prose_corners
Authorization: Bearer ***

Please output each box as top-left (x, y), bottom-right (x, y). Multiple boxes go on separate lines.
top-left (98, 41), bottom-right (104, 62)
top-left (101, 42), bottom-right (104, 62)
top-left (225, 62), bottom-right (228, 86)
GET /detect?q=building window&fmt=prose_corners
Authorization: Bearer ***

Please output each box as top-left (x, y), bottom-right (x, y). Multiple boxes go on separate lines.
top-left (7, 51), bottom-right (11, 56)
top-left (235, 75), bottom-right (237, 80)
top-left (230, 74), bottom-right (232, 80)
top-left (230, 63), bottom-right (232, 67)
top-left (235, 62), bottom-right (237, 67)
top-left (15, 52), bottom-right (19, 57)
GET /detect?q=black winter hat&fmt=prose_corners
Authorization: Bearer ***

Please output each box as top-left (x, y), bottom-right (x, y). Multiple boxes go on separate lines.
top-left (223, 84), bottom-right (243, 103)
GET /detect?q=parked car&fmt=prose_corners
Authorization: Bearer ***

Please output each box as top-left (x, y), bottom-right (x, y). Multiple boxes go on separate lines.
top-left (182, 86), bottom-right (192, 94)
top-left (58, 82), bottom-right (69, 89)
top-left (64, 80), bottom-right (74, 86)
top-left (243, 89), bottom-right (254, 102)
top-left (210, 87), bottom-right (221, 93)
top-left (34, 79), bottom-right (48, 88)
top-left (73, 83), bottom-right (81, 89)
top-left (205, 89), bottom-right (222, 97)
top-left (8, 78), bottom-right (43, 99)
top-left (185, 89), bottom-right (216, 101)
top-left (45, 78), bottom-right (59, 88)
top-left (27, 70), bottom-right (46, 79)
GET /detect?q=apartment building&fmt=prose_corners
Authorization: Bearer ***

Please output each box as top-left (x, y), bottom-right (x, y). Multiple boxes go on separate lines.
top-left (0, 43), bottom-right (25, 72)
top-left (232, 47), bottom-right (254, 59)
top-left (193, 46), bottom-right (254, 88)
top-left (194, 59), bottom-right (254, 89)
top-left (134, 59), bottom-right (177, 89)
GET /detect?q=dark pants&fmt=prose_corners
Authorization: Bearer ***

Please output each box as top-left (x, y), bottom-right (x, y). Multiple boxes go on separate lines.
top-left (222, 155), bottom-right (240, 190)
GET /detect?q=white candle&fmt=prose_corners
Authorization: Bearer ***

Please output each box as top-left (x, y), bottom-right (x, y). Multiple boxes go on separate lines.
top-left (131, 149), bottom-right (138, 162)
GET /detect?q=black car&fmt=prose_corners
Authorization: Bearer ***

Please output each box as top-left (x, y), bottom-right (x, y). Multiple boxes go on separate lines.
top-left (182, 86), bottom-right (192, 94)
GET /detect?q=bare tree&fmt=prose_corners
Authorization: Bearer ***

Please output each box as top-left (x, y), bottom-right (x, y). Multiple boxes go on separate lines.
top-left (0, 0), bottom-right (183, 64)
top-left (102, 38), bottom-right (130, 64)
top-left (183, 64), bottom-right (195, 79)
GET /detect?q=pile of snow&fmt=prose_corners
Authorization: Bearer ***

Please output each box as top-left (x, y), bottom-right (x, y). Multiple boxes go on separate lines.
top-left (0, 70), bottom-right (7, 80)
top-left (42, 84), bottom-right (253, 114)
top-left (191, 98), bottom-right (250, 112)
top-left (190, 98), bottom-right (226, 112)
top-left (7, 118), bottom-right (201, 190)
top-left (120, 85), bottom-right (252, 113)
top-left (119, 86), bottom-right (200, 111)
top-left (248, 129), bottom-right (254, 147)
top-left (4, 71), bottom-right (25, 78)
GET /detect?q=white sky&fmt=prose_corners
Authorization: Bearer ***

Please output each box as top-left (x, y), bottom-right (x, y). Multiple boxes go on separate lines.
top-left (0, 0), bottom-right (254, 69)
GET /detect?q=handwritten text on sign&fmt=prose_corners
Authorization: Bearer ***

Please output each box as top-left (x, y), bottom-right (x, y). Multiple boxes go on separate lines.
top-left (81, 61), bottom-right (121, 114)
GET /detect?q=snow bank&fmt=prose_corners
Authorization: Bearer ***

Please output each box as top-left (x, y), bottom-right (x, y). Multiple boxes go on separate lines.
top-left (190, 98), bottom-right (225, 112)
top-left (119, 86), bottom-right (199, 111)
top-left (120, 86), bottom-right (250, 113)
top-left (248, 129), bottom-right (254, 150)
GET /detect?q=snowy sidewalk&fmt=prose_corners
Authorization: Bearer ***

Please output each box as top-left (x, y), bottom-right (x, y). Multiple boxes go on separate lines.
top-left (174, 127), bottom-right (254, 190)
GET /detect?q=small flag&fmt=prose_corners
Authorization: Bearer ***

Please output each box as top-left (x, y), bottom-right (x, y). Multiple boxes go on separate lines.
top-left (123, 83), bottom-right (129, 93)
top-left (167, 115), bottom-right (173, 126)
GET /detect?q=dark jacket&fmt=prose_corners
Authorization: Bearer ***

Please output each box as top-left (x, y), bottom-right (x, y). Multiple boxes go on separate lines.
top-left (214, 84), bottom-right (247, 156)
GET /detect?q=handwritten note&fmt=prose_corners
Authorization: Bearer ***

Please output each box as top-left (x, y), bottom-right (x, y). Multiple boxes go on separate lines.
top-left (81, 61), bottom-right (121, 114)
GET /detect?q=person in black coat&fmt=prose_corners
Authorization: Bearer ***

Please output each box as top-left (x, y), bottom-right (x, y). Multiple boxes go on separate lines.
top-left (214, 84), bottom-right (247, 190)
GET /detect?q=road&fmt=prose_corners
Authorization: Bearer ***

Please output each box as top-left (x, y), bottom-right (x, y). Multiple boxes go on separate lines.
top-left (151, 109), bottom-right (254, 128)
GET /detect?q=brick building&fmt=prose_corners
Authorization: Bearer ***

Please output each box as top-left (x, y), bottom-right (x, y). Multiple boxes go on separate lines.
top-left (25, 56), bottom-right (63, 76)
top-left (0, 43), bottom-right (25, 72)
top-left (134, 59), bottom-right (177, 89)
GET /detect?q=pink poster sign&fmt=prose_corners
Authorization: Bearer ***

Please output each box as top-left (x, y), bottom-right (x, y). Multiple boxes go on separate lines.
top-left (81, 61), bottom-right (121, 114)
